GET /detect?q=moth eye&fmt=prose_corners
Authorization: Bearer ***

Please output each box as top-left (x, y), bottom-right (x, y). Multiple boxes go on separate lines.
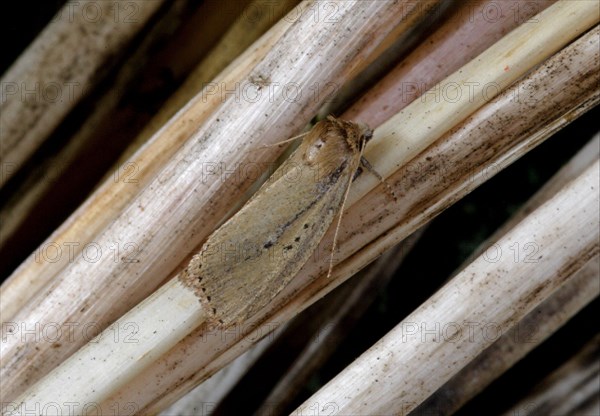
top-left (305, 139), bottom-right (326, 163)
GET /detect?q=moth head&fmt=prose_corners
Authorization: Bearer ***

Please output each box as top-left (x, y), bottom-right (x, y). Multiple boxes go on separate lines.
top-left (357, 123), bottom-right (373, 150)
top-left (322, 115), bottom-right (373, 152)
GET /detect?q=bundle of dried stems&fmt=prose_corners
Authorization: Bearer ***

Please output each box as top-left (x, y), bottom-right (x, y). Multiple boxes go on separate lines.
top-left (1, 0), bottom-right (598, 414)
top-left (0, 0), bottom-right (257, 267)
top-left (2, 0), bottom-right (438, 404)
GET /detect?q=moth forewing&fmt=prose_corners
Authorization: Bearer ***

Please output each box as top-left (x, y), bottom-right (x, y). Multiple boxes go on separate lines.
top-left (182, 116), bottom-right (372, 327)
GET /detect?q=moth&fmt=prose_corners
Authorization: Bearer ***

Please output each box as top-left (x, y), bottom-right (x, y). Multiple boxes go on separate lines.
top-left (182, 116), bottom-right (378, 327)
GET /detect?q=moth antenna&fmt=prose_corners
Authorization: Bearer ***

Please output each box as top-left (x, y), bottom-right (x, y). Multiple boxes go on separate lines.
top-left (360, 156), bottom-right (397, 202)
top-left (244, 130), bottom-right (310, 158)
top-left (327, 175), bottom-right (351, 279)
top-left (256, 130), bottom-right (310, 149)
top-left (327, 141), bottom-right (367, 279)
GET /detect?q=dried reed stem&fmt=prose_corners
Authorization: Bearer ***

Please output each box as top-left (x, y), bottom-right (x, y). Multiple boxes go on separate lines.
top-left (416, 255), bottom-right (599, 415)
top-left (0, 0), bottom-right (165, 188)
top-left (345, 0), bottom-right (557, 126)
top-left (414, 134), bottom-right (600, 414)
top-left (296, 159), bottom-right (599, 415)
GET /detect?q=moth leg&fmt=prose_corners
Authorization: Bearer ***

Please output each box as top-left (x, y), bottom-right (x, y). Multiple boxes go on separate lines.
top-left (360, 156), bottom-right (397, 202)
top-left (359, 156), bottom-right (382, 180)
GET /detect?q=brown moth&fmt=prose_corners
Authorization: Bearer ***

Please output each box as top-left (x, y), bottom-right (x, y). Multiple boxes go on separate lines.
top-left (181, 116), bottom-right (374, 327)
